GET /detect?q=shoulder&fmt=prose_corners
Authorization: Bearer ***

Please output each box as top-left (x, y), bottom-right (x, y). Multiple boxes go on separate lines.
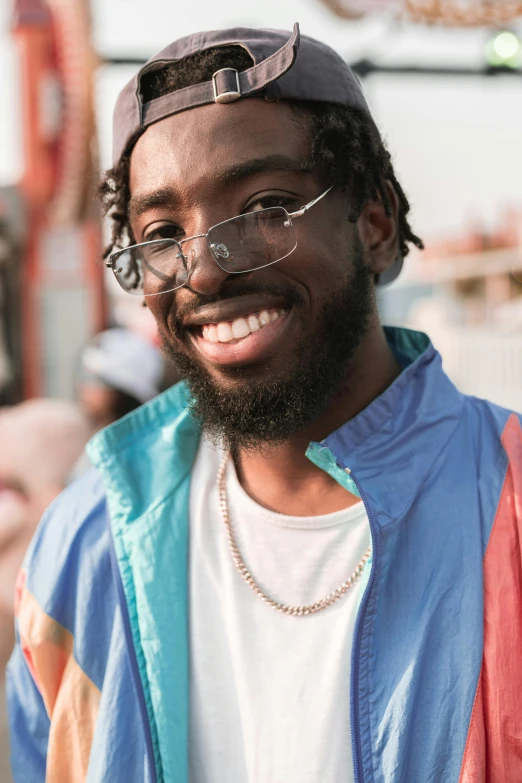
top-left (463, 393), bottom-right (520, 429)
top-left (458, 395), bottom-right (522, 539)
top-left (24, 467), bottom-right (110, 607)
top-left (461, 394), bottom-right (522, 458)
top-left (21, 468), bottom-right (115, 689)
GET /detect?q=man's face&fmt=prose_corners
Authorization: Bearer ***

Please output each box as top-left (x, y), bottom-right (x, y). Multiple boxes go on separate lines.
top-left (128, 99), bottom-right (380, 448)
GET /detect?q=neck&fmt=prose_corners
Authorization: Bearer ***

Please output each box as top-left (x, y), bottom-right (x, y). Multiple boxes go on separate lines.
top-left (235, 321), bottom-right (401, 515)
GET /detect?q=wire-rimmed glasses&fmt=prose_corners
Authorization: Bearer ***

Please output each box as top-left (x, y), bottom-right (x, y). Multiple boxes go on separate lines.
top-left (107, 185), bottom-right (334, 297)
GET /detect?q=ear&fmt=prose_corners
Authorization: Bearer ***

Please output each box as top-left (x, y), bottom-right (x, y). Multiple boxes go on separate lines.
top-left (356, 181), bottom-right (399, 276)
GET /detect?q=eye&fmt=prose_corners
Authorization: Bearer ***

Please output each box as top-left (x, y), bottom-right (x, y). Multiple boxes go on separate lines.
top-left (143, 223), bottom-right (183, 242)
top-left (244, 194), bottom-right (298, 214)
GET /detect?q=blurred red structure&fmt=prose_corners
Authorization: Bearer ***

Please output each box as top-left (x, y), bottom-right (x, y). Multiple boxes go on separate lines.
top-left (319, 0), bottom-right (522, 25)
top-left (10, 0), bottom-right (106, 399)
top-left (422, 210), bottom-right (522, 259)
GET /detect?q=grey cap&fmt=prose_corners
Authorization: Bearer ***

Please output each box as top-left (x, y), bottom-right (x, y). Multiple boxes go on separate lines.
top-left (113, 23), bottom-right (370, 166)
top-left (113, 23), bottom-right (402, 284)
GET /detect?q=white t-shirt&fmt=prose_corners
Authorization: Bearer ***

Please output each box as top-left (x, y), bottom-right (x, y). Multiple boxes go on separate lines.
top-left (188, 437), bottom-right (372, 783)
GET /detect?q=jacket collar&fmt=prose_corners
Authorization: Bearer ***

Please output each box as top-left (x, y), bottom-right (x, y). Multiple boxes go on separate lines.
top-left (318, 327), bottom-right (464, 526)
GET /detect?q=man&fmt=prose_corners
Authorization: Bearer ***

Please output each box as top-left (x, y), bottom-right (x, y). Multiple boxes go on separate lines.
top-left (7, 24), bottom-right (522, 783)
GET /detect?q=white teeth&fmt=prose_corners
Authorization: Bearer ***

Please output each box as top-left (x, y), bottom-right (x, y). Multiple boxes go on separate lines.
top-left (248, 315), bottom-right (261, 332)
top-left (231, 318), bottom-right (250, 339)
top-left (201, 308), bottom-right (285, 344)
top-left (217, 322), bottom-right (234, 342)
top-left (207, 324), bottom-right (219, 342)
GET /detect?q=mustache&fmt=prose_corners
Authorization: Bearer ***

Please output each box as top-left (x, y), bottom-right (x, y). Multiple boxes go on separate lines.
top-left (171, 280), bottom-right (306, 333)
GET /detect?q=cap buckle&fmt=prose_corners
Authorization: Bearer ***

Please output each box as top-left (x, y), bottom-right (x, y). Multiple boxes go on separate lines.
top-left (212, 68), bottom-right (241, 104)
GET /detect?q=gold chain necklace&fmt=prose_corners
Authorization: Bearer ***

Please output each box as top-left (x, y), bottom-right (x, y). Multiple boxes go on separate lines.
top-left (217, 454), bottom-right (372, 617)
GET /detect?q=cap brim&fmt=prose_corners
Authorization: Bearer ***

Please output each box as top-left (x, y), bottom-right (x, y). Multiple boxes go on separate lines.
top-left (376, 255), bottom-right (403, 286)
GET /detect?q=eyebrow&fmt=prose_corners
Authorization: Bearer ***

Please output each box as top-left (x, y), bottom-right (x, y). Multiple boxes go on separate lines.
top-left (128, 188), bottom-right (178, 222)
top-left (128, 154), bottom-right (314, 222)
top-left (219, 154), bottom-right (314, 184)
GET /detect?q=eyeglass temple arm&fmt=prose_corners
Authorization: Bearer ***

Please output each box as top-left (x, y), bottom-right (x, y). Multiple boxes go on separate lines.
top-left (287, 185), bottom-right (334, 219)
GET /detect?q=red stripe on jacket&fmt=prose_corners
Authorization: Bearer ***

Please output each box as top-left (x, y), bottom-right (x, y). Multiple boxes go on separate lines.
top-left (459, 414), bottom-right (522, 782)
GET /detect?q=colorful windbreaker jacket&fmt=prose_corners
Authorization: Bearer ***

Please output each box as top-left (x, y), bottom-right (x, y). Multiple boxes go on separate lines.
top-left (7, 327), bottom-right (522, 783)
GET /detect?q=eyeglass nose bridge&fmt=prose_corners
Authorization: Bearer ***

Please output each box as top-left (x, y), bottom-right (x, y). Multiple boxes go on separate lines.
top-left (176, 232), bottom-right (206, 256)
top-left (175, 232), bottom-right (209, 273)
top-left (177, 231), bottom-right (234, 272)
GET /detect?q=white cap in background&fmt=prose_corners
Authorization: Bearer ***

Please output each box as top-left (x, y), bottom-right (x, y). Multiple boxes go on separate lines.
top-left (79, 328), bottom-right (164, 404)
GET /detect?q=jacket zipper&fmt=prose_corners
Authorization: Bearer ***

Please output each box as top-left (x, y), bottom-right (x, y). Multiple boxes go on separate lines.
top-left (108, 532), bottom-right (158, 783)
top-left (348, 470), bottom-right (378, 783)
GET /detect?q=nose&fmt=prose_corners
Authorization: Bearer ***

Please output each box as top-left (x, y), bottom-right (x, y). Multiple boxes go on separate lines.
top-left (181, 235), bottom-right (230, 295)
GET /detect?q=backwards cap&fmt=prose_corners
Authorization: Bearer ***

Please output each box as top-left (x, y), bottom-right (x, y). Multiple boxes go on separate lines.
top-left (113, 23), bottom-right (402, 284)
top-left (113, 23), bottom-right (370, 166)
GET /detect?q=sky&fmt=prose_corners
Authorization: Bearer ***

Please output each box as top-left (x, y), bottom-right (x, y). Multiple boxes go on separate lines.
top-left (2, 0), bottom-right (522, 242)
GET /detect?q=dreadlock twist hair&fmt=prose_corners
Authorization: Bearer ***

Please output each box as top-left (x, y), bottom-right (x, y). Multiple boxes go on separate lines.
top-left (99, 45), bottom-right (423, 261)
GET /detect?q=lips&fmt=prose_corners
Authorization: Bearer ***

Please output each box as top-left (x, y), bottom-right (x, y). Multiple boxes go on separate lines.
top-left (182, 293), bottom-right (288, 329)
top-left (180, 291), bottom-right (298, 369)
top-left (189, 307), bottom-right (293, 368)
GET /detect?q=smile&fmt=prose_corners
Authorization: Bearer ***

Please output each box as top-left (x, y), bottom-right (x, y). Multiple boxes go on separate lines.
top-left (201, 308), bottom-right (284, 343)
top-left (190, 307), bottom-right (292, 368)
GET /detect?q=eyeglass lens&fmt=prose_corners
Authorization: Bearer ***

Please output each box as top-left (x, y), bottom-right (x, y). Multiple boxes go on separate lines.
top-left (111, 207), bottom-right (297, 296)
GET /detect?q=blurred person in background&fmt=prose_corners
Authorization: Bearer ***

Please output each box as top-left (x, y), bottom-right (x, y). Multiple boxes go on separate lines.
top-left (76, 327), bottom-right (165, 432)
top-left (7, 23), bottom-right (522, 783)
top-left (0, 399), bottom-right (90, 783)
top-left (0, 399), bottom-right (90, 668)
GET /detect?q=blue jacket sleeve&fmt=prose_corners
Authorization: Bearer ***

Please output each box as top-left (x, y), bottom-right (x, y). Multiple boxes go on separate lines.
top-left (6, 639), bottom-right (50, 782)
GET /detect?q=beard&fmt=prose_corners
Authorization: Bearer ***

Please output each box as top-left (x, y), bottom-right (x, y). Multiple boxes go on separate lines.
top-left (161, 238), bottom-right (374, 452)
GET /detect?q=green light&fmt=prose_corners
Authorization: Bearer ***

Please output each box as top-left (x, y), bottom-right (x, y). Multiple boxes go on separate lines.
top-left (486, 30), bottom-right (522, 68)
top-left (494, 31), bottom-right (520, 59)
